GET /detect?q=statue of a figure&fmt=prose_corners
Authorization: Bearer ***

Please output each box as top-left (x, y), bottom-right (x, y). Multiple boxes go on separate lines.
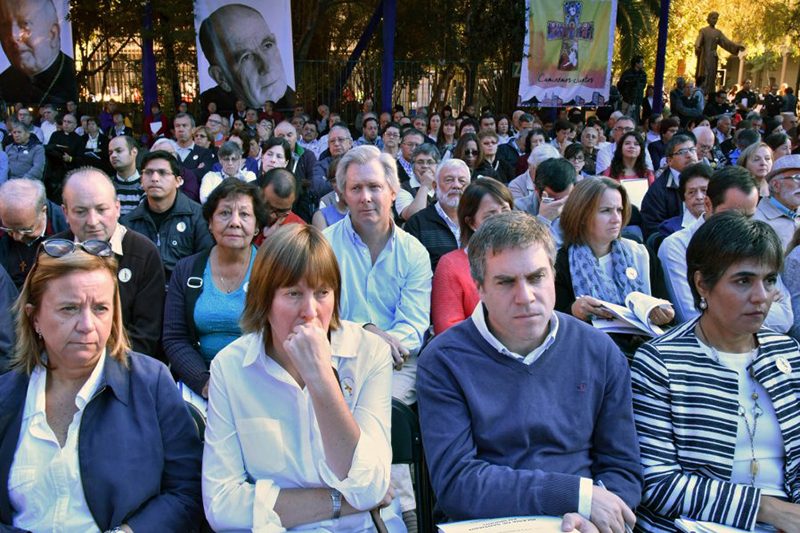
top-left (695, 12), bottom-right (745, 97)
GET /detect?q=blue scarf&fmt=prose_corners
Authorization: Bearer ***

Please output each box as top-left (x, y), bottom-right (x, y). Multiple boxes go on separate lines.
top-left (568, 239), bottom-right (644, 305)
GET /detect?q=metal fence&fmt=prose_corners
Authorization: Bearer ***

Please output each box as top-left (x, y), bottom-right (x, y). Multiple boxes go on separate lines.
top-left (75, 52), bottom-right (520, 122)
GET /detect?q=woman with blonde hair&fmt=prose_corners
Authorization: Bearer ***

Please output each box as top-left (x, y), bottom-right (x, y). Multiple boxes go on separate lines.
top-left (0, 239), bottom-right (202, 531)
top-left (738, 141), bottom-right (774, 197)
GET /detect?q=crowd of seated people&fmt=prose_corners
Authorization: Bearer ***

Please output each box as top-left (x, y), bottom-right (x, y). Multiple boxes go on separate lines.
top-left (0, 91), bottom-right (800, 532)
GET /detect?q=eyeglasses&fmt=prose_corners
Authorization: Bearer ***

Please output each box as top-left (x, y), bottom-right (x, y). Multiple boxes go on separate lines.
top-left (670, 146), bottom-right (697, 157)
top-left (414, 159), bottom-right (437, 166)
top-left (778, 174), bottom-right (800, 183)
top-left (40, 239), bottom-right (113, 258)
top-left (142, 168), bottom-right (175, 177)
top-left (384, 132), bottom-right (400, 138)
top-left (329, 137), bottom-right (350, 146)
top-left (220, 156), bottom-right (241, 163)
top-left (464, 149), bottom-right (479, 156)
top-left (402, 142), bottom-right (421, 149)
top-left (614, 126), bottom-right (635, 133)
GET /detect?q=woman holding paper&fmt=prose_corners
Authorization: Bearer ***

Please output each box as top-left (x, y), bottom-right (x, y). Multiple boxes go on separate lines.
top-left (632, 211), bottom-right (800, 532)
top-left (554, 177), bottom-right (673, 332)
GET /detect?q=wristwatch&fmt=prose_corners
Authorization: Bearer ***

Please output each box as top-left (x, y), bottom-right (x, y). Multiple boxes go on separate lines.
top-left (330, 488), bottom-right (342, 519)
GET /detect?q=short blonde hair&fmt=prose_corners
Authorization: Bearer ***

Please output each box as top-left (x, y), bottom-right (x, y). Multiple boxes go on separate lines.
top-left (240, 225), bottom-right (341, 346)
top-left (12, 249), bottom-right (130, 374)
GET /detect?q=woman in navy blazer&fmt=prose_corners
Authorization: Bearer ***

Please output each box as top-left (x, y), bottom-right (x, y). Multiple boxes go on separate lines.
top-left (0, 238), bottom-right (202, 532)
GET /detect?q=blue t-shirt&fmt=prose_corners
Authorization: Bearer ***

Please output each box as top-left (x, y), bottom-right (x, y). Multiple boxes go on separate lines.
top-left (194, 247), bottom-right (256, 364)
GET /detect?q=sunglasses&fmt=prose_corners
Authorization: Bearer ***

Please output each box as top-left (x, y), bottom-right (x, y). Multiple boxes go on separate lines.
top-left (464, 149), bottom-right (479, 156)
top-left (40, 239), bottom-right (113, 258)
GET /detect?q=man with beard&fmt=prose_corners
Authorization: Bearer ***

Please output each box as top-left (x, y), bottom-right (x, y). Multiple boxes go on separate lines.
top-left (404, 158), bottom-right (470, 271)
top-left (198, 4), bottom-right (294, 113)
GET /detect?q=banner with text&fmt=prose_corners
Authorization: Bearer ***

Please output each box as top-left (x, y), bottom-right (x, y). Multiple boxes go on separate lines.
top-left (193, 0), bottom-right (295, 113)
top-left (519, 0), bottom-right (617, 107)
top-left (0, 0), bottom-right (76, 107)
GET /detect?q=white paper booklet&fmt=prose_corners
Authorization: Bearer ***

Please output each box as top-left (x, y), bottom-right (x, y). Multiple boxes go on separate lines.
top-left (438, 516), bottom-right (567, 533)
top-left (590, 291), bottom-right (671, 337)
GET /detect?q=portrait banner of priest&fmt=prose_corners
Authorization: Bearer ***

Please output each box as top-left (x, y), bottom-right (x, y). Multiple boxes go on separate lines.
top-left (193, 0), bottom-right (296, 114)
top-left (518, 0), bottom-right (617, 107)
top-left (0, 0), bottom-right (77, 107)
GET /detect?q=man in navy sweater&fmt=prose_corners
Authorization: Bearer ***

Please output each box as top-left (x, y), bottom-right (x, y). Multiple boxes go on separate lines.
top-left (417, 211), bottom-right (641, 532)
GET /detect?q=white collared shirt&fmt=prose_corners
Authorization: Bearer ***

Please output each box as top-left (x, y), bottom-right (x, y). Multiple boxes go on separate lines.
top-left (176, 142), bottom-right (195, 162)
top-left (202, 322), bottom-right (397, 532)
top-left (434, 202), bottom-right (460, 243)
top-left (9, 352), bottom-right (107, 532)
top-left (470, 302), bottom-right (559, 366)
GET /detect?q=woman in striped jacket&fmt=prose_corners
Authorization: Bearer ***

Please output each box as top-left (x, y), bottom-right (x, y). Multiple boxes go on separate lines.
top-left (632, 211), bottom-right (800, 532)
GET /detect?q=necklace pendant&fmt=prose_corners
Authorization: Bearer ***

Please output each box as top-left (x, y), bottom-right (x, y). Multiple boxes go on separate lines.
top-left (751, 459), bottom-right (759, 477)
top-left (751, 392), bottom-right (758, 401)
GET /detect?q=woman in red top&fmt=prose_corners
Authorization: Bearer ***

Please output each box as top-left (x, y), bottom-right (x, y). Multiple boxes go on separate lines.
top-left (431, 177), bottom-right (513, 334)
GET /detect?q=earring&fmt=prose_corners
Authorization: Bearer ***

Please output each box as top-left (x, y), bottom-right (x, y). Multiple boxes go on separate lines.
top-left (35, 329), bottom-right (42, 339)
top-left (699, 297), bottom-right (708, 310)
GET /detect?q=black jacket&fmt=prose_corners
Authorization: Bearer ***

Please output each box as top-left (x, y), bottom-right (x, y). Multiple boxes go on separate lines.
top-left (404, 203), bottom-right (459, 271)
top-left (120, 192), bottom-right (214, 279)
top-left (177, 144), bottom-right (216, 174)
top-left (53, 227), bottom-right (166, 358)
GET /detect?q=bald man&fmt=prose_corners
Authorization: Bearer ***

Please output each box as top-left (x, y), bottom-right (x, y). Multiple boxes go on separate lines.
top-left (0, 178), bottom-right (66, 288)
top-left (692, 125), bottom-right (723, 168)
top-left (55, 167), bottom-right (166, 358)
top-left (198, 3), bottom-right (294, 113)
top-left (0, 0), bottom-right (77, 105)
top-left (274, 120), bottom-right (317, 221)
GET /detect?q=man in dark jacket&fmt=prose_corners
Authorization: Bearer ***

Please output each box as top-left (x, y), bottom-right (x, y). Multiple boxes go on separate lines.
top-left (617, 55), bottom-right (647, 124)
top-left (0, 178), bottom-right (67, 289)
top-left (44, 113), bottom-right (85, 202)
top-left (404, 158), bottom-right (470, 270)
top-left (57, 167), bottom-right (166, 359)
top-left (121, 151), bottom-right (213, 280)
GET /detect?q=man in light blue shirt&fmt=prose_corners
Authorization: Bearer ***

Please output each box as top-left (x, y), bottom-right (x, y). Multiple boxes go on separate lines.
top-left (323, 145), bottom-right (431, 405)
top-left (323, 145), bottom-right (432, 529)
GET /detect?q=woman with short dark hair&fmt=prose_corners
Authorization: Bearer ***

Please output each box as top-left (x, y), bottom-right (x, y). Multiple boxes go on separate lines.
top-left (164, 179), bottom-right (267, 403)
top-left (632, 211), bottom-right (800, 531)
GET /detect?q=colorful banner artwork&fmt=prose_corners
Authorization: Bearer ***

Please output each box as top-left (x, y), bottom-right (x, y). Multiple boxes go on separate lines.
top-left (519, 0), bottom-right (617, 107)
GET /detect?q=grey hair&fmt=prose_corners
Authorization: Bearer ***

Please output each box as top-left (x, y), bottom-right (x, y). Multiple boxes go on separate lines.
top-left (527, 143), bottom-right (560, 167)
top-left (467, 210), bottom-right (555, 285)
top-left (0, 178), bottom-right (46, 212)
top-left (9, 120), bottom-right (31, 133)
top-left (435, 158), bottom-right (470, 184)
top-left (335, 145), bottom-right (399, 194)
top-left (412, 143), bottom-right (440, 163)
top-left (219, 140), bottom-right (243, 158)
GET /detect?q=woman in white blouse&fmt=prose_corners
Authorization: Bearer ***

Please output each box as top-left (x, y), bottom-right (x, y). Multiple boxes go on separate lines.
top-left (202, 224), bottom-right (401, 532)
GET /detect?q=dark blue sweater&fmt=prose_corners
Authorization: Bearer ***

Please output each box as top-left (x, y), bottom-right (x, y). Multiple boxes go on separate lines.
top-left (417, 311), bottom-right (642, 520)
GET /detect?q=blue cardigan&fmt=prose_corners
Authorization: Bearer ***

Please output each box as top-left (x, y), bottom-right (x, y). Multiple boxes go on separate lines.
top-left (0, 353), bottom-right (203, 532)
top-left (417, 312), bottom-right (642, 520)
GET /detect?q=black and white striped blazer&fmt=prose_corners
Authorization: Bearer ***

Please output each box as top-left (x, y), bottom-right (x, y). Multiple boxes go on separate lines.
top-left (631, 318), bottom-right (800, 532)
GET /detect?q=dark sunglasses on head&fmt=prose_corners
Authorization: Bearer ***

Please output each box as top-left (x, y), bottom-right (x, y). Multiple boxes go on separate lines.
top-left (40, 238), bottom-right (113, 258)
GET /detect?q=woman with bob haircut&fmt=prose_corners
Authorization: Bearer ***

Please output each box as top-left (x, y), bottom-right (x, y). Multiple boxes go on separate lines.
top-left (163, 178), bottom-right (267, 404)
top-left (632, 211), bottom-right (800, 531)
top-left (555, 178), bottom-right (673, 340)
top-left (202, 224), bottom-right (401, 532)
top-left (0, 240), bottom-right (202, 531)
top-left (431, 177), bottom-right (513, 334)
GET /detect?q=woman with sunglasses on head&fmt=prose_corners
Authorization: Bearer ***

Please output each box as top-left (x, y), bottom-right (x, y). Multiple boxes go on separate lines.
top-left (164, 179), bottom-right (267, 408)
top-left (0, 238), bottom-right (203, 531)
top-left (632, 212), bottom-right (800, 532)
top-left (202, 224), bottom-right (402, 532)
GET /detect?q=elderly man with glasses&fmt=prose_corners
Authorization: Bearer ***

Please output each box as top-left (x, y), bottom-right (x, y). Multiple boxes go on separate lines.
top-left (754, 155), bottom-right (800, 250)
top-left (0, 178), bottom-right (67, 288)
